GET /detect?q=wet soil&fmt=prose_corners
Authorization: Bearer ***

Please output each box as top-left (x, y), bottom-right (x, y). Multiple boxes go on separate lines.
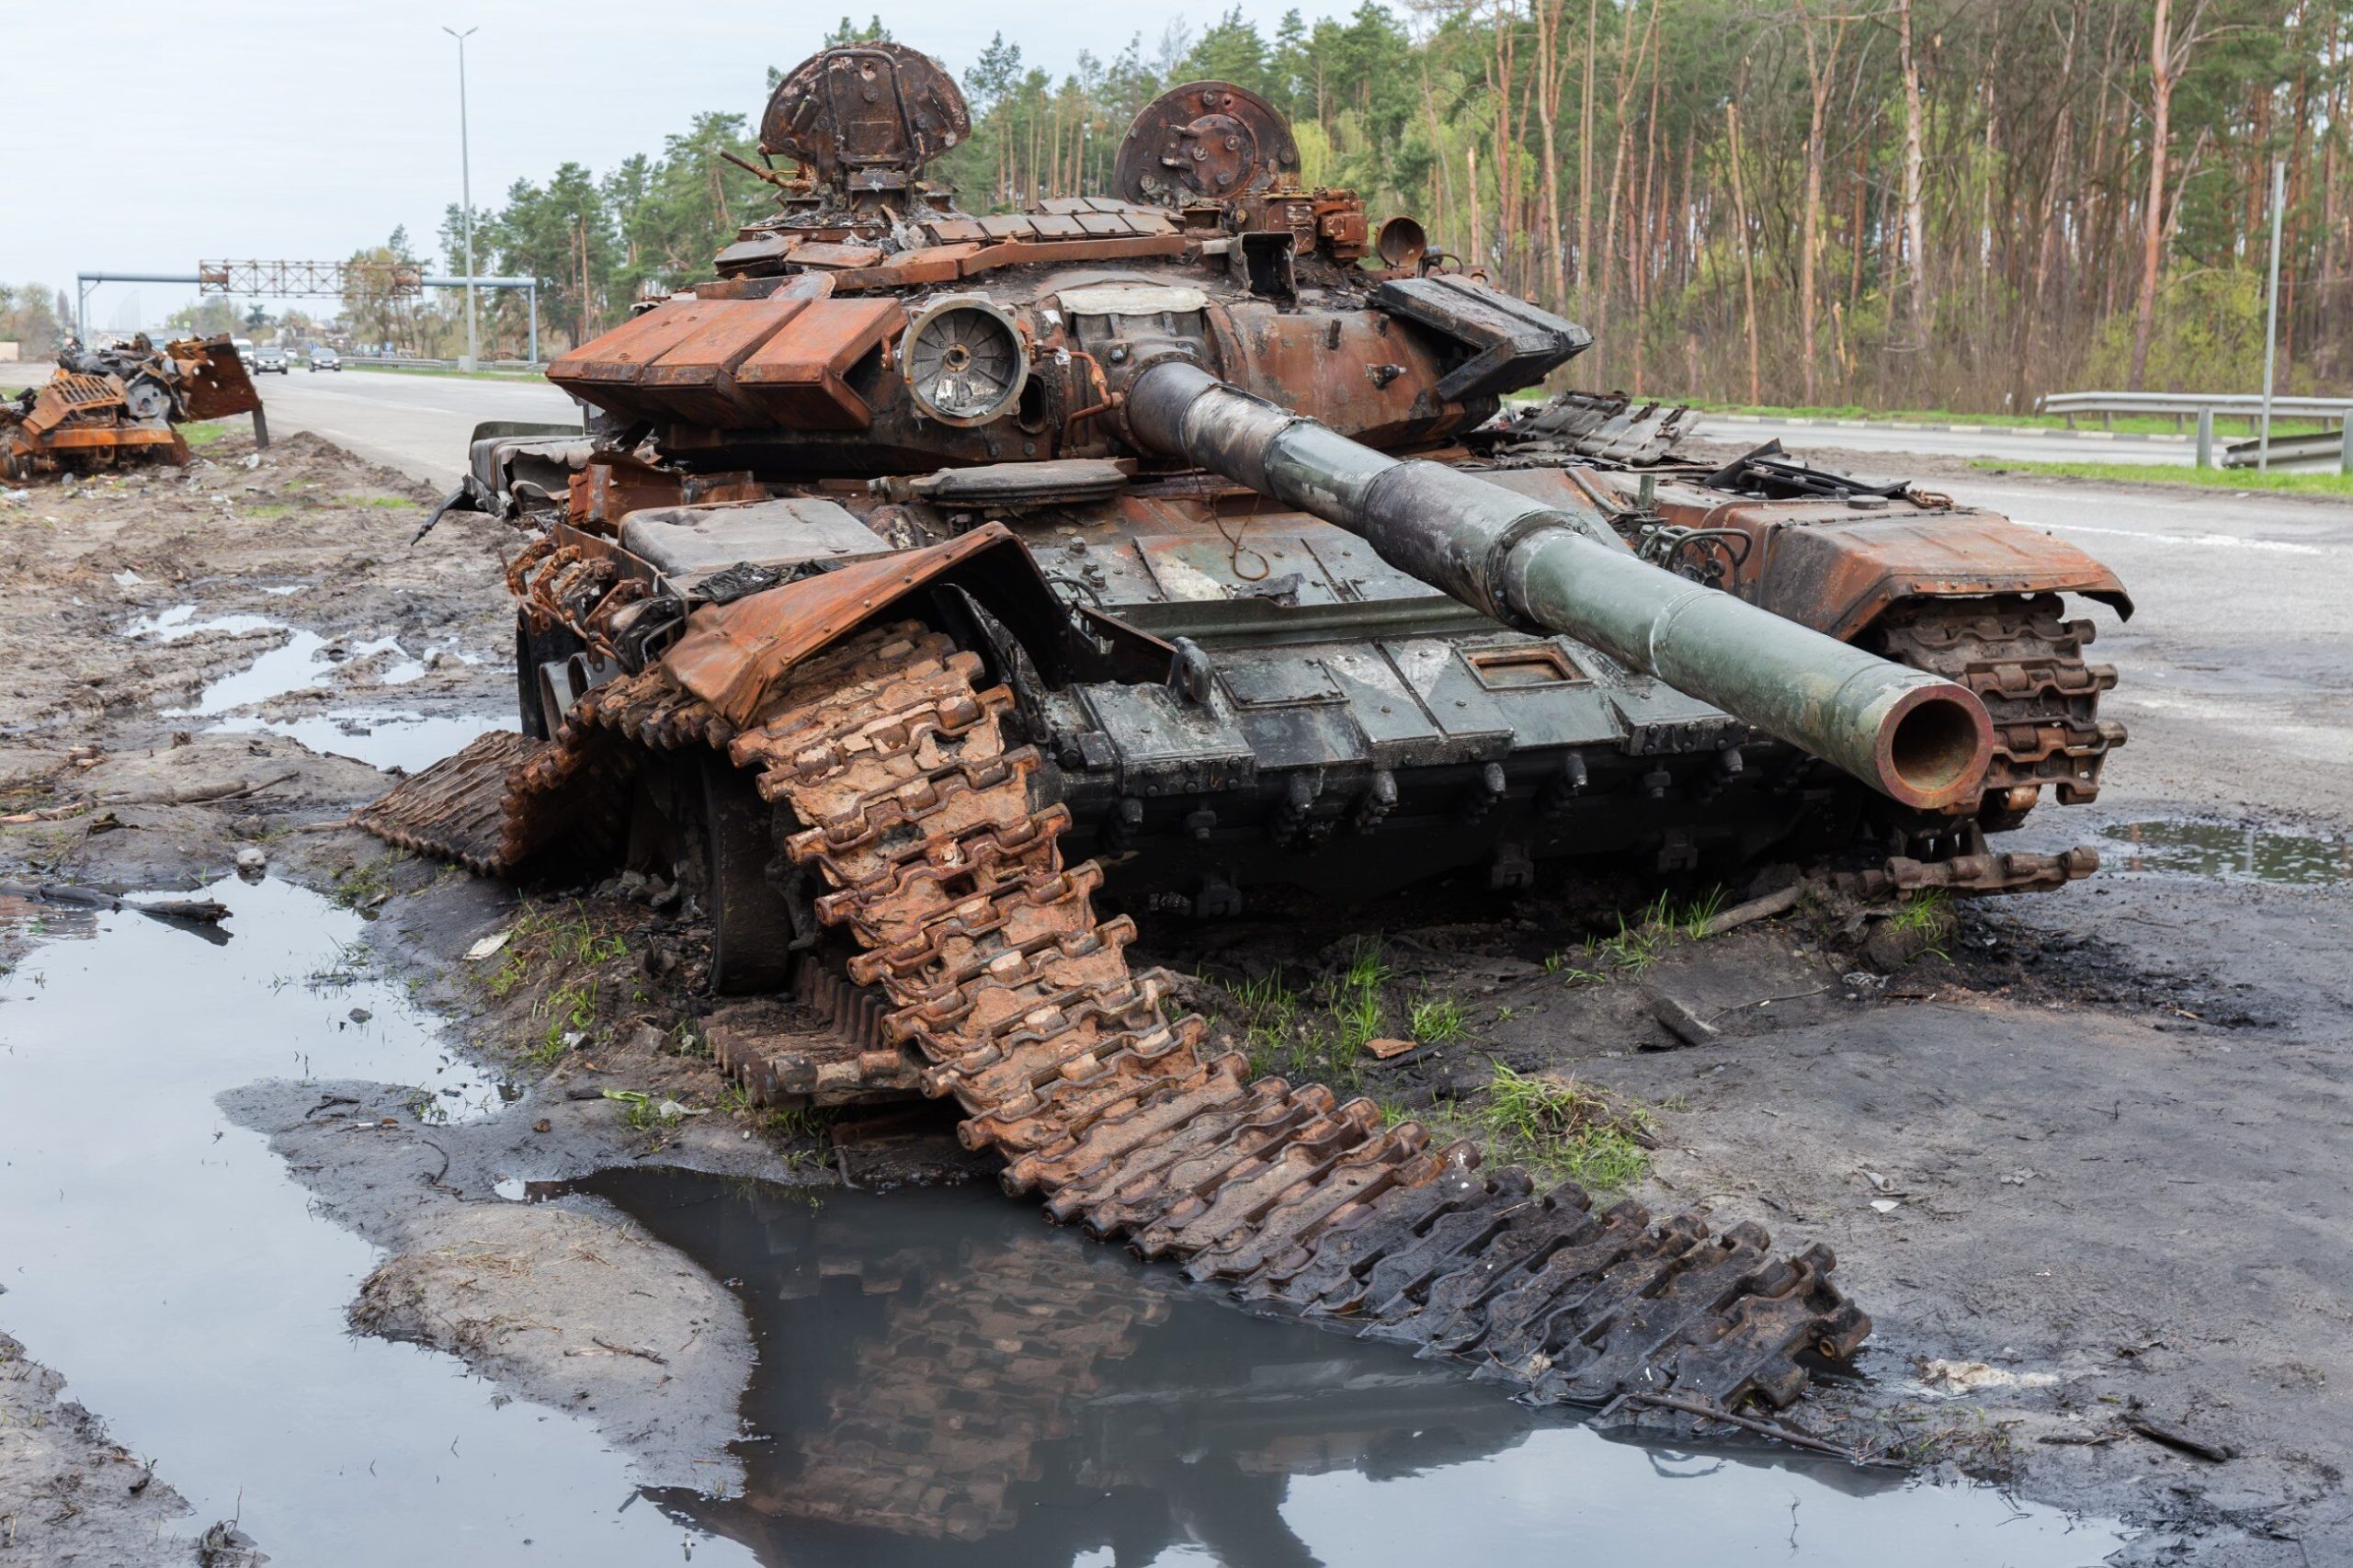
top-left (3, 432), bottom-right (2348, 1563)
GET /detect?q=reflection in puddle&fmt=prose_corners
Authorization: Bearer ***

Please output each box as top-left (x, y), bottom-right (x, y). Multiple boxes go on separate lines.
top-left (592, 1169), bottom-right (2124, 1568)
top-left (0, 890), bottom-right (100, 941)
top-left (126, 601), bottom-right (496, 767)
top-left (123, 605), bottom-right (286, 641)
top-left (2103, 819), bottom-right (2352, 884)
top-left (0, 881), bottom-right (753, 1566)
top-left (210, 710), bottom-right (508, 774)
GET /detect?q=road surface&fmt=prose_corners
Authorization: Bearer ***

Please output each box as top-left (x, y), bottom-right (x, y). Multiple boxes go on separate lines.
top-left (1689, 413), bottom-right (2194, 468)
top-left (256, 368), bottom-right (582, 488)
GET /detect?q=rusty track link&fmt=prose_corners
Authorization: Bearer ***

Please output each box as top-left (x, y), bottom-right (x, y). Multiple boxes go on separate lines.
top-left (1874, 593), bottom-right (2125, 824)
top-left (362, 620), bottom-right (1870, 1425)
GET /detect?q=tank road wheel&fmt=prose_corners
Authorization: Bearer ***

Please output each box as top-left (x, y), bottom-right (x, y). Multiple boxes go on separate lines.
top-left (513, 610), bottom-right (587, 741)
top-left (696, 756), bottom-right (801, 995)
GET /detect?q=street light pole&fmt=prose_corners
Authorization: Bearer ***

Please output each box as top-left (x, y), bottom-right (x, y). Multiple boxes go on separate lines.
top-left (2258, 157), bottom-right (2284, 475)
top-left (443, 26), bottom-right (480, 372)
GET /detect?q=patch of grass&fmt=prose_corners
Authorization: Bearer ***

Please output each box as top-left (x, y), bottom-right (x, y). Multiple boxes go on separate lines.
top-left (601, 1089), bottom-right (676, 1142)
top-left (1227, 969), bottom-right (1303, 1080)
top-left (1884, 888), bottom-right (1955, 961)
top-left (347, 362), bottom-right (547, 382)
top-left (1970, 459), bottom-right (2353, 494)
top-left (244, 502), bottom-right (293, 518)
top-left (1479, 1063), bottom-right (1656, 1193)
top-left (1672, 886), bottom-right (1727, 937)
top-left (1409, 994), bottom-right (1468, 1045)
top-left (1857, 1403), bottom-right (2024, 1473)
top-left (179, 420), bottom-right (231, 448)
top-left (528, 981), bottom-right (599, 1065)
top-left (337, 493), bottom-right (418, 510)
top-left (1685, 399), bottom-right (2328, 438)
top-left (304, 937), bottom-right (371, 990)
top-left (480, 899), bottom-right (627, 1004)
top-left (328, 853), bottom-right (405, 914)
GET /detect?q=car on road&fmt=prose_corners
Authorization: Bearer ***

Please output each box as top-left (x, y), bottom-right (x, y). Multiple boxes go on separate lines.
top-left (307, 346), bottom-right (342, 372)
top-left (250, 346), bottom-right (289, 375)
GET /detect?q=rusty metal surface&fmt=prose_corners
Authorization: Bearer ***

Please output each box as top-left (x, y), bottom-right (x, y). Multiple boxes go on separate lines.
top-left (347, 730), bottom-right (551, 875)
top-left (164, 336), bottom-right (263, 421)
top-left (2, 335), bottom-right (258, 480)
top-left (1635, 484), bottom-right (2137, 642)
top-left (359, 622), bottom-right (1871, 1424)
top-left (1871, 595), bottom-right (2126, 821)
top-left (759, 42), bottom-right (971, 189)
top-left (366, 621), bottom-right (1870, 1428)
top-left (1114, 79), bottom-right (1300, 206)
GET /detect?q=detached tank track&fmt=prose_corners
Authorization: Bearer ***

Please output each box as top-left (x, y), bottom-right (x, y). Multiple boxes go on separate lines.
top-left (754, 1232), bottom-right (1165, 1540)
top-left (363, 619), bottom-right (1870, 1424)
top-left (1871, 594), bottom-right (2125, 826)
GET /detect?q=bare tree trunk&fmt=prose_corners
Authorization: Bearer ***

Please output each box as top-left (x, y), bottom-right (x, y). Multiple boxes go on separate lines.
top-left (1896, 0), bottom-right (1930, 363)
top-left (1797, 4), bottom-right (1846, 406)
top-left (1632, 20), bottom-right (1663, 393)
top-left (1577, 0), bottom-right (1597, 318)
top-left (1537, 0), bottom-right (1568, 309)
top-left (1597, 0), bottom-right (1652, 373)
top-left (2129, 0), bottom-right (2187, 389)
top-left (1470, 142), bottom-right (1483, 272)
top-left (1726, 98), bottom-right (1762, 404)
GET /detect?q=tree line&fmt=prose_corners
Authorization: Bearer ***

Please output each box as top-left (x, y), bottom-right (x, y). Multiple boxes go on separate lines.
top-left (363, 3), bottom-right (2352, 410)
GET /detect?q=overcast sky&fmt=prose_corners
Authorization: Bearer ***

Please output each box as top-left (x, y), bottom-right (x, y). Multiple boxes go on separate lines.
top-left (3, 0), bottom-right (1357, 330)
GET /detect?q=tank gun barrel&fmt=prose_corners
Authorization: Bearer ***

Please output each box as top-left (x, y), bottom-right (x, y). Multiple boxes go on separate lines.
top-left (1126, 361), bottom-right (1993, 810)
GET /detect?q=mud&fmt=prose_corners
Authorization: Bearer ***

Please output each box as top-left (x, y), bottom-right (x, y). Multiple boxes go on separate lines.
top-left (0, 1330), bottom-right (197, 1566)
top-left (2, 428), bottom-right (2349, 1563)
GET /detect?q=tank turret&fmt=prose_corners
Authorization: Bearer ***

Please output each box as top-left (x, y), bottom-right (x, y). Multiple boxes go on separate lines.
top-left (1120, 360), bottom-right (1992, 810)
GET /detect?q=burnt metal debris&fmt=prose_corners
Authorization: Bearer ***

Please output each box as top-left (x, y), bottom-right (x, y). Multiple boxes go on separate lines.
top-left (1, 335), bottom-right (263, 481)
top-left (362, 40), bottom-right (2139, 1438)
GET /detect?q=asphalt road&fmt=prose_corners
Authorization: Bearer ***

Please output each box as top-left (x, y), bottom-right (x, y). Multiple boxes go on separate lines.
top-left (1940, 473), bottom-right (2353, 825)
top-left (256, 368), bottom-right (583, 488)
top-left (1690, 413), bottom-right (2195, 468)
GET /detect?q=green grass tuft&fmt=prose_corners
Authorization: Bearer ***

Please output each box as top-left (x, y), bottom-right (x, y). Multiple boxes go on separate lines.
top-left (1479, 1063), bottom-right (1657, 1192)
top-left (1408, 994), bottom-right (1468, 1045)
top-left (1971, 459), bottom-right (2353, 494)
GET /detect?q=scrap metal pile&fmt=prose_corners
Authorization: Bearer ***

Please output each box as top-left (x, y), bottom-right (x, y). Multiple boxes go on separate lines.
top-left (2, 335), bottom-right (262, 481)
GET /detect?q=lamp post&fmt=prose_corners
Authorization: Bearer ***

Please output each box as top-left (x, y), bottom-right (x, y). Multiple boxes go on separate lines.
top-left (2257, 158), bottom-right (2283, 475)
top-left (443, 26), bottom-right (480, 371)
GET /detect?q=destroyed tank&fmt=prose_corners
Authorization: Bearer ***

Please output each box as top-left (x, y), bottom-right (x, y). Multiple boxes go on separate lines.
top-left (2, 334), bottom-right (262, 480)
top-left (365, 42), bottom-right (2133, 1426)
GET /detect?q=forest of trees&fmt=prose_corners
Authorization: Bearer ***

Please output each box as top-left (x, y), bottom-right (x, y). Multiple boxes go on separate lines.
top-left (234, 4), bottom-right (2353, 412)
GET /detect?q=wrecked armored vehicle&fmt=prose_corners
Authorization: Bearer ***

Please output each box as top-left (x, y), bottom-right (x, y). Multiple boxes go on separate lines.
top-left (1, 335), bottom-right (263, 481)
top-left (364, 42), bottom-right (2132, 1425)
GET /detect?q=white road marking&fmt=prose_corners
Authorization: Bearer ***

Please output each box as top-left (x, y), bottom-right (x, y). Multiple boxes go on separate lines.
top-left (2026, 521), bottom-right (2332, 556)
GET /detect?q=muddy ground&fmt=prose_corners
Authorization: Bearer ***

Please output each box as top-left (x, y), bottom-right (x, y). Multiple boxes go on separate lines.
top-left (1, 432), bottom-right (2348, 1565)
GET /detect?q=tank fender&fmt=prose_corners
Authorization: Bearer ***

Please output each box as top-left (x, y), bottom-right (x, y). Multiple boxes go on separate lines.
top-left (662, 522), bottom-right (1168, 726)
top-left (1750, 512), bottom-right (2134, 642)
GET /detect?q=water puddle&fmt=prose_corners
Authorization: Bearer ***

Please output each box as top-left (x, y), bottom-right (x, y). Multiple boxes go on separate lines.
top-left (0, 880), bottom-right (756, 1565)
top-left (126, 601), bottom-right (497, 767)
top-left (0, 889), bottom-right (101, 941)
top-left (2102, 819), bottom-right (2352, 885)
top-left (589, 1168), bottom-right (2126, 1568)
top-left (210, 709), bottom-right (509, 774)
top-left (123, 605), bottom-right (285, 642)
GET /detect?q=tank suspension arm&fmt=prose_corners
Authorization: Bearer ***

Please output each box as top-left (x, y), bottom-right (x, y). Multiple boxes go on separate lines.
top-left (1125, 360), bottom-right (1993, 811)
